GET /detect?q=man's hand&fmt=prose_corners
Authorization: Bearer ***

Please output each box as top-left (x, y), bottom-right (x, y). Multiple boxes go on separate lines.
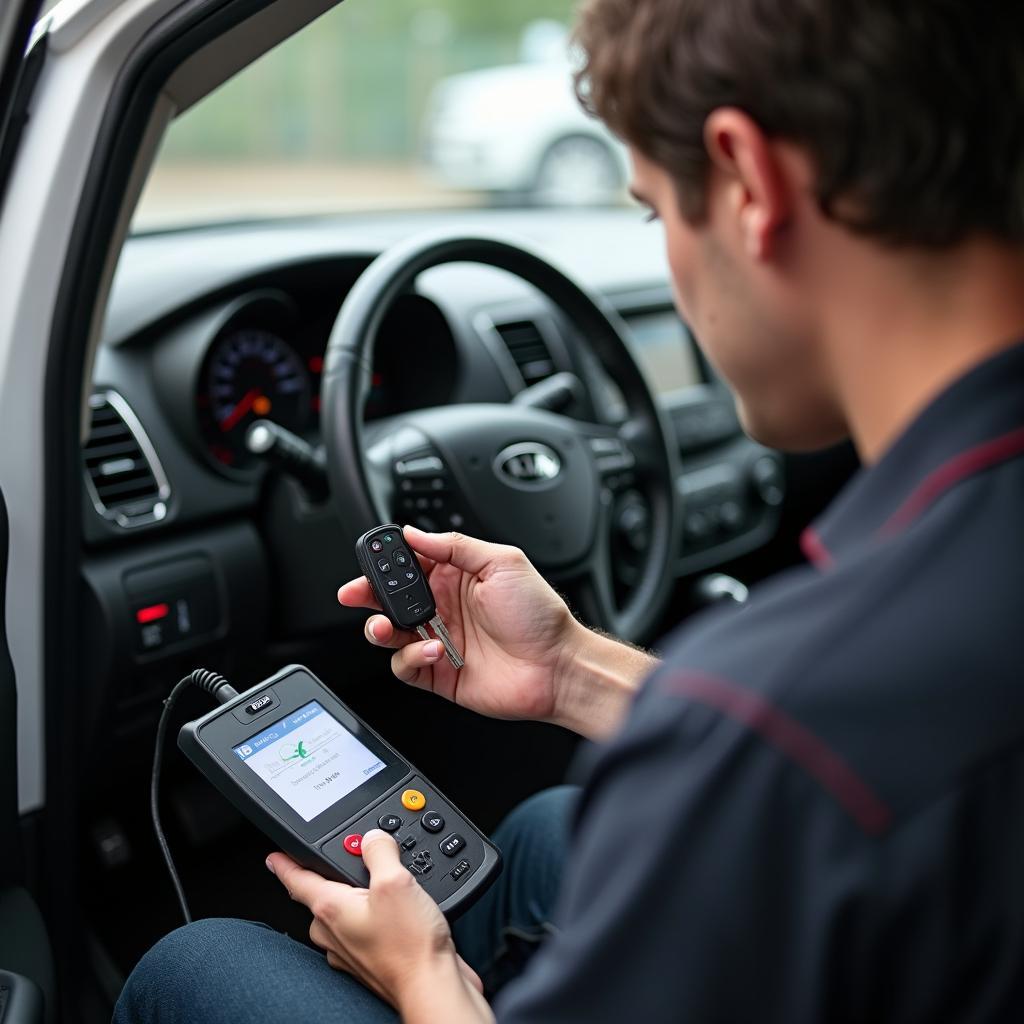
top-left (267, 832), bottom-right (492, 1024)
top-left (341, 526), bottom-right (581, 723)
top-left (339, 527), bottom-right (658, 740)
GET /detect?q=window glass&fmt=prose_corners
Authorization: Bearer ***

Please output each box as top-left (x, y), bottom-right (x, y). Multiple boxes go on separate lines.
top-left (134, 0), bottom-right (631, 230)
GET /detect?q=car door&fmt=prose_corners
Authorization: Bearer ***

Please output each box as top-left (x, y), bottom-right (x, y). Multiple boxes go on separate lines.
top-left (0, 7), bottom-right (53, 1023)
top-left (0, 1), bottom-right (341, 1018)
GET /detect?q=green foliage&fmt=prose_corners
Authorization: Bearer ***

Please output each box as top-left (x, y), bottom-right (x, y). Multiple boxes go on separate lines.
top-left (161, 0), bottom-right (577, 163)
top-left (346, 0), bottom-right (577, 33)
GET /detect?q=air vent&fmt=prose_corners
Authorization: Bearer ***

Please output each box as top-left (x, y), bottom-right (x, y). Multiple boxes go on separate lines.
top-left (83, 392), bottom-right (170, 528)
top-left (493, 320), bottom-right (556, 386)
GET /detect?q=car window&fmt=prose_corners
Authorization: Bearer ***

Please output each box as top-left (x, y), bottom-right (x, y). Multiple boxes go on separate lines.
top-left (133, 0), bottom-right (631, 231)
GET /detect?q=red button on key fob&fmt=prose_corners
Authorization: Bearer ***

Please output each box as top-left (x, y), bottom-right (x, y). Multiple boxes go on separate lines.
top-left (343, 833), bottom-right (363, 856)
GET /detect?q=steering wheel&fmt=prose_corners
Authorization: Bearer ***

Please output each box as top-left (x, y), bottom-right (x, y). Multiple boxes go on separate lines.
top-left (321, 232), bottom-right (681, 643)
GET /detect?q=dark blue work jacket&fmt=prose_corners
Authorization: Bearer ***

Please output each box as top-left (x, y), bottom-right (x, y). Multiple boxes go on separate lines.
top-left (499, 340), bottom-right (1024, 1023)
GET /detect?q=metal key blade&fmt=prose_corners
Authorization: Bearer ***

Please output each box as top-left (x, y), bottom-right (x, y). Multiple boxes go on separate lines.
top-left (429, 614), bottom-right (464, 669)
top-left (415, 625), bottom-right (431, 642)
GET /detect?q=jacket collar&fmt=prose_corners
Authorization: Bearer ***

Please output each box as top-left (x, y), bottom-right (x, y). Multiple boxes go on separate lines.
top-left (802, 340), bottom-right (1024, 568)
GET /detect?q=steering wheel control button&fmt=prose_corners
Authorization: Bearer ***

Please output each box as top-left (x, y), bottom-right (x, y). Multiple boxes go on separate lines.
top-left (719, 501), bottom-right (744, 532)
top-left (439, 833), bottom-right (466, 858)
top-left (588, 437), bottom-right (634, 475)
top-left (370, 539), bottom-right (383, 553)
top-left (378, 813), bottom-right (402, 833)
top-left (396, 456), bottom-right (444, 477)
top-left (752, 456), bottom-right (785, 507)
top-left (402, 789), bottom-right (426, 811)
top-left (421, 811), bottom-right (445, 833)
top-left (343, 834), bottom-right (364, 856)
top-left (400, 835), bottom-right (418, 851)
top-left (450, 859), bottom-right (471, 881)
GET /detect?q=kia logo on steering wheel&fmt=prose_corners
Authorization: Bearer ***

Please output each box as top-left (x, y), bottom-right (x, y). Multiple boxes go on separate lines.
top-left (495, 442), bottom-right (562, 489)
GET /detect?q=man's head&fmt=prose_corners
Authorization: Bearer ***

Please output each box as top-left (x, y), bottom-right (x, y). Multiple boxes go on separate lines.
top-left (574, 0), bottom-right (1024, 452)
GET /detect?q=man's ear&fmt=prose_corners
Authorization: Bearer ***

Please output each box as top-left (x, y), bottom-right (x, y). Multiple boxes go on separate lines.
top-left (703, 107), bottom-right (793, 260)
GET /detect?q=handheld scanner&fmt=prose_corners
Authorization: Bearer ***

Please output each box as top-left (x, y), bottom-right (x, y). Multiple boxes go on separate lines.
top-left (178, 664), bottom-right (501, 919)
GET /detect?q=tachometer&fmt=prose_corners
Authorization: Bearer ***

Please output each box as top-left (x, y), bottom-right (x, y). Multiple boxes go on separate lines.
top-left (198, 328), bottom-right (310, 470)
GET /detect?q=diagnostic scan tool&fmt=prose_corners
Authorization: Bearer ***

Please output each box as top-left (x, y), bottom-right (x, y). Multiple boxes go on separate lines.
top-left (179, 664), bottom-right (501, 918)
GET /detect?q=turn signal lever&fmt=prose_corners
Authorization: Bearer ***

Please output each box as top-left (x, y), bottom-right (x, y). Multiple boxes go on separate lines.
top-left (246, 420), bottom-right (329, 501)
top-left (513, 372), bottom-right (584, 413)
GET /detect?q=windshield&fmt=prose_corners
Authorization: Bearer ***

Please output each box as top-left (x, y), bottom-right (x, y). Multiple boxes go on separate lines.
top-left (133, 1), bottom-right (630, 231)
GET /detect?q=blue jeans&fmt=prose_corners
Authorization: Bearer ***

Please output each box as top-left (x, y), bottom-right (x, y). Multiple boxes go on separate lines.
top-left (113, 786), bottom-right (576, 1023)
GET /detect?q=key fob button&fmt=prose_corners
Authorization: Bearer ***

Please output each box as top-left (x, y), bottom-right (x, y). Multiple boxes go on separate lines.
top-left (421, 811), bottom-right (445, 833)
top-left (439, 833), bottom-right (466, 858)
top-left (400, 835), bottom-right (417, 851)
top-left (356, 527), bottom-right (463, 668)
top-left (450, 859), bottom-right (471, 881)
top-left (343, 834), bottom-right (363, 856)
top-left (378, 814), bottom-right (402, 832)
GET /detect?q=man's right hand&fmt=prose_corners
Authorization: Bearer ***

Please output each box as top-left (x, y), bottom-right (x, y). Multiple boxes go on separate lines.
top-left (338, 527), bottom-right (658, 741)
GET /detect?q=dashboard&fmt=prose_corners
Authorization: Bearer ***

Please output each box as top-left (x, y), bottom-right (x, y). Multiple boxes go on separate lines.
top-left (82, 207), bottom-right (784, 671)
top-left (189, 296), bottom-right (698, 476)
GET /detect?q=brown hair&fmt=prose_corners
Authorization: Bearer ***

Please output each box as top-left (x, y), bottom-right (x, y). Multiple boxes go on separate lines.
top-left (574, 0), bottom-right (1024, 246)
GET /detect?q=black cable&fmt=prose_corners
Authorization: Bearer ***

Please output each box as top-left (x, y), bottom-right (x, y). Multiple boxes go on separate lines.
top-left (151, 669), bottom-right (238, 925)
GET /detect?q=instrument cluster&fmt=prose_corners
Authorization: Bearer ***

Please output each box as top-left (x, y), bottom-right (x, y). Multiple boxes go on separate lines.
top-left (193, 292), bottom-right (457, 475)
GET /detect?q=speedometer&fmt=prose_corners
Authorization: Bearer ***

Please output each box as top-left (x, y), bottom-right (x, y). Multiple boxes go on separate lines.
top-left (197, 328), bottom-right (310, 470)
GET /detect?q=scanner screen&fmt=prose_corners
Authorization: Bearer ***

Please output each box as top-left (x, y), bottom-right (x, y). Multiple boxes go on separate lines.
top-left (234, 701), bottom-right (386, 822)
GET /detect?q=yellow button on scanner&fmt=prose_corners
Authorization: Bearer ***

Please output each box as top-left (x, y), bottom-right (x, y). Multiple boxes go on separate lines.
top-left (401, 789), bottom-right (426, 811)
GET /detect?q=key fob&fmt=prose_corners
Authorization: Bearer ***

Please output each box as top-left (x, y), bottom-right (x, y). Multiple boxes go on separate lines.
top-left (355, 525), bottom-right (437, 631)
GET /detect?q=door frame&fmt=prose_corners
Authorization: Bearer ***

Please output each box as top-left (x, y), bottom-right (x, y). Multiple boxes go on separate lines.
top-left (0, 0), bottom-right (340, 1011)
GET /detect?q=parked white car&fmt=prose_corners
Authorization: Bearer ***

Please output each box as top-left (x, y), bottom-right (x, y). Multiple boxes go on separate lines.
top-left (422, 26), bottom-right (629, 206)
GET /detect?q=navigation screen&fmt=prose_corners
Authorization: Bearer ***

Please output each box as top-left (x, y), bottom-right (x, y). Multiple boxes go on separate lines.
top-left (234, 701), bottom-right (386, 822)
top-left (627, 311), bottom-right (703, 395)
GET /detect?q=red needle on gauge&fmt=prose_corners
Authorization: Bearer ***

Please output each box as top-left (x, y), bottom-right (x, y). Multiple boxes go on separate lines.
top-left (220, 389), bottom-right (261, 433)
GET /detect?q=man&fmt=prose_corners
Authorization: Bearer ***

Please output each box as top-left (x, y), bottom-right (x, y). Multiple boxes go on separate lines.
top-left (116, 0), bottom-right (1024, 1020)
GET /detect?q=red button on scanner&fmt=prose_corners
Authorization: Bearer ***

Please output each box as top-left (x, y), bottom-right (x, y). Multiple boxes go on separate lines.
top-left (343, 833), bottom-right (363, 856)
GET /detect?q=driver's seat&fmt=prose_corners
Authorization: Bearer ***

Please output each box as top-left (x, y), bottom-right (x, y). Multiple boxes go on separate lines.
top-left (0, 486), bottom-right (51, 1023)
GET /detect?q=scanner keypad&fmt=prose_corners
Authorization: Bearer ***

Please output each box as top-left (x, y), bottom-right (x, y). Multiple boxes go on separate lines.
top-left (320, 776), bottom-right (483, 902)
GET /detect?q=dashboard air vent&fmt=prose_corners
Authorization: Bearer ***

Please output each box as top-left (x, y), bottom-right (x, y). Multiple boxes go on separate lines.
top-left (83, 392), bottom-right (170, 528)
top-left (493, 320), bottom-right (555, 385)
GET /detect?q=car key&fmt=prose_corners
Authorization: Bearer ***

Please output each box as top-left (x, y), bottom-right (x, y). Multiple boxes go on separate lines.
top-left (355, 525), bottom-right (465, 669)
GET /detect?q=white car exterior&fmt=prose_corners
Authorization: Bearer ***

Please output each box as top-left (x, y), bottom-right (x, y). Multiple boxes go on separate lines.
top-left (423, 60), bottom-right (629, 205)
